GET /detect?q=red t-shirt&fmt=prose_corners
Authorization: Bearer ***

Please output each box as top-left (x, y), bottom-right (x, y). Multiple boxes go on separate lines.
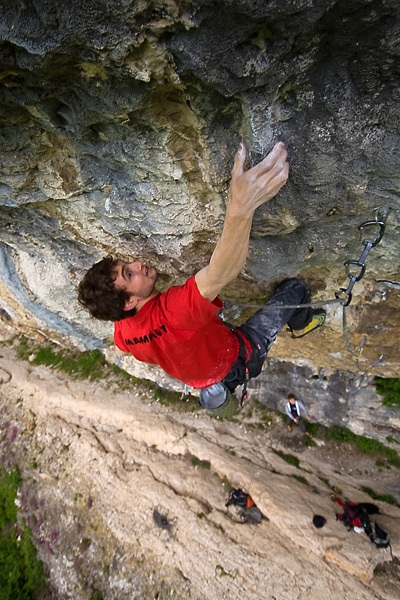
top-left (114, 276), bottom-right (244, 388)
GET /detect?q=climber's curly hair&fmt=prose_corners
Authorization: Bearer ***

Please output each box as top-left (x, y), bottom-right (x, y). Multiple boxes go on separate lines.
top-left (77, 256), bottom-right (136, 322)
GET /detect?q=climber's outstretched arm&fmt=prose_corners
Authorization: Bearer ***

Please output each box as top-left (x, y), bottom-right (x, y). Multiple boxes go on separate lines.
top-left (195, 141), bottom-right (289, 301)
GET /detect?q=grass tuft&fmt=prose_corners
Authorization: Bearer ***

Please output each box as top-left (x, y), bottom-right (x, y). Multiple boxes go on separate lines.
top-left (374, 377), bottom-right (400, 407)
top-left (291, 474), bottom-right (309, 485)
top-left (360, 486), bottom-right (398, 506)
top-left (325, 426), bottom-right (400, 468)
top-left (191, 456), bottom-right (211, 469)
top-left (12, 336), bottom-right (201, 412)
top-left (0, 468), bottom-right (51, 599)
top-left (273, 450), bottom-right (300, 468)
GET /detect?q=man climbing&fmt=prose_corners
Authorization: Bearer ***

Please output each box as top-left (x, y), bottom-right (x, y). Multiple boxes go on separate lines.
top-left (78, 142), bottom-right (325, 416)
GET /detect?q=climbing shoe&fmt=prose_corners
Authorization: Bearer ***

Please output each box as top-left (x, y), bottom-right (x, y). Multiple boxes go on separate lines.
top-left (290, 309), bottom-right (326, 339)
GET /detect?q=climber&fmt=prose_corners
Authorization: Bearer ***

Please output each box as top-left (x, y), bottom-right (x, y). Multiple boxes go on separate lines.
top-left (78, 141), bottom-right (326, 416)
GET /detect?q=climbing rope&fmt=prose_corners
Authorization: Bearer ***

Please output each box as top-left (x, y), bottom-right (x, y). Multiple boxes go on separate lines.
top-left (223, 207), bottom-right (391, 362)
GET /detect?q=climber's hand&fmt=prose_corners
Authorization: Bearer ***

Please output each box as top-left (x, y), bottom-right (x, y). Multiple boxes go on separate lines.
top-left (227, 141), bottom-right (289, 219)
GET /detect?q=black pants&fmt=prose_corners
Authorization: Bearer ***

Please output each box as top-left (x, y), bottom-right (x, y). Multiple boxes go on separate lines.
top-left (286, 415), bottom-right (307, 432)
top-left (223, 278), bottom-right (313, 392)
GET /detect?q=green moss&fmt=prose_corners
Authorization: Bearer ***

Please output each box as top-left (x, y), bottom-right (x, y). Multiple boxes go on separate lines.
top-left (15, 338), bottom-right (109, 381)
top-left (360, 486), bottom-right (398, 506)
top-left (12, 336), bottom-right (201, 413)
top-left (191, 457), bottom-right (211, 470)
top-left (325, 426), bottom-right (354, 443)
top-left (386, 435), bottom-right (399, 444)
top-left (291, 474), bottom-right (309, 486)
top-left (152, 386), bottom-right (200, 412)
top-left (216, 564), bottom-right (234, 578)
top-left (273, 450), bottom-right (300, 468)
top-left (318, 476), bottom-right (330, 486)
top-left (253, 399), bottom-right (279, 419)
top-left (302, 434), bottom-right (316, 447)
top-left (276, 411), bottom-right (288, 423)
top-left (325, 426), bottom-right (400, 468)
top-left (213, 472), bottom-right (231, 488)
top-left (374, 377), bottom-right (400, 407)
top-left (373, 564), bottom-right (384, 576)
top-left (0, 468), bottom-right (51, 599)
top-left (15, 337), bottom-right (125, 384)
top-left (305, 422), bottom-right (320, 436)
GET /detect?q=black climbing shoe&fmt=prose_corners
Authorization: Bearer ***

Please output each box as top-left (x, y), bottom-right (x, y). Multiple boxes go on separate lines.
top-left (290, 309), bottom-right (326, 339)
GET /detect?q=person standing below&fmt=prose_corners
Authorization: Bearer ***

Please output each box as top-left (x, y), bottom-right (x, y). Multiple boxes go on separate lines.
top-left (285, 393), bottom-right (311, 432)
top-left (78, 142), bottom-right (325, 417)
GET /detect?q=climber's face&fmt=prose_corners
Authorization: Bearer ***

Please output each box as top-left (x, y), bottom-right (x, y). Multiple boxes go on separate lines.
top-left (112, 260), bottom-right (158, 311)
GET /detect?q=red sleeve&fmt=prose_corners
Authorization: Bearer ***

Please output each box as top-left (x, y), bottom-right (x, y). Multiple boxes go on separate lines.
top-left (114, 325), bottom-right (127, 352)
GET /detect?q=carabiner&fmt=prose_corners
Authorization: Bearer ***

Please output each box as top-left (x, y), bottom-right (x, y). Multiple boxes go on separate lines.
top-left (344, 260), bottom-right (366, 281)
top-left (358, 220), bottom-right (385, 247)
top-left (335, 289), bottom-right (352, 307)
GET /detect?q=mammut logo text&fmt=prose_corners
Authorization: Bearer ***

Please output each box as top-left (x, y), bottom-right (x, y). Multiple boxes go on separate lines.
top-left (124, 324), bottom-right (167, 346)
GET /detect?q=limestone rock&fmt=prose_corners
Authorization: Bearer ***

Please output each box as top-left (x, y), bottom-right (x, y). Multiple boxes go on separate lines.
top-left (0, 343), bottom-right (399, 599)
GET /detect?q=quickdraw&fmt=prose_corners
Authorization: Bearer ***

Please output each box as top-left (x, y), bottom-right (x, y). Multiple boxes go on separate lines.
top-left (336, 208), bottom-right (389, 362)
top-left (335, 208), bottom-right (389, 307)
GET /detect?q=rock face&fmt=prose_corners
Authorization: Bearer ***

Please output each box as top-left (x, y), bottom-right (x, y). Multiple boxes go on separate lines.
top-left (0, 2), bottom-right (400, 430)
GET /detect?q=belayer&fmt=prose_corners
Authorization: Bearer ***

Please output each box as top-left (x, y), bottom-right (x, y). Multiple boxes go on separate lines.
top-left (285, 393), bottom-right (311, 433)
top-left (78, 142), bottom-right (326, 416)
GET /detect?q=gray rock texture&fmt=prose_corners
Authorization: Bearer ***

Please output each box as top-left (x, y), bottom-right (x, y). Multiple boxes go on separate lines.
top-left (0, 0), bottom-right (400, 433)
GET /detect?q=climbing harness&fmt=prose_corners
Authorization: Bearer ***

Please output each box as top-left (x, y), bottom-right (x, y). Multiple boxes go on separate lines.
top-left (223, 208), bottom-right (391, 363)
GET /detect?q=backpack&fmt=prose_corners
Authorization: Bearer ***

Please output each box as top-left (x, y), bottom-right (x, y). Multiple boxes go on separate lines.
top-left (357, 502), bottom-right (379, 515)
top-left (339, 501), bottom-right (365, 529)
top-left (368, 521), bottom-right (390, 549)
top-left (226, 488), bottom-right (263, 525)
top-left (226, 488), bottom-right (255, 509)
